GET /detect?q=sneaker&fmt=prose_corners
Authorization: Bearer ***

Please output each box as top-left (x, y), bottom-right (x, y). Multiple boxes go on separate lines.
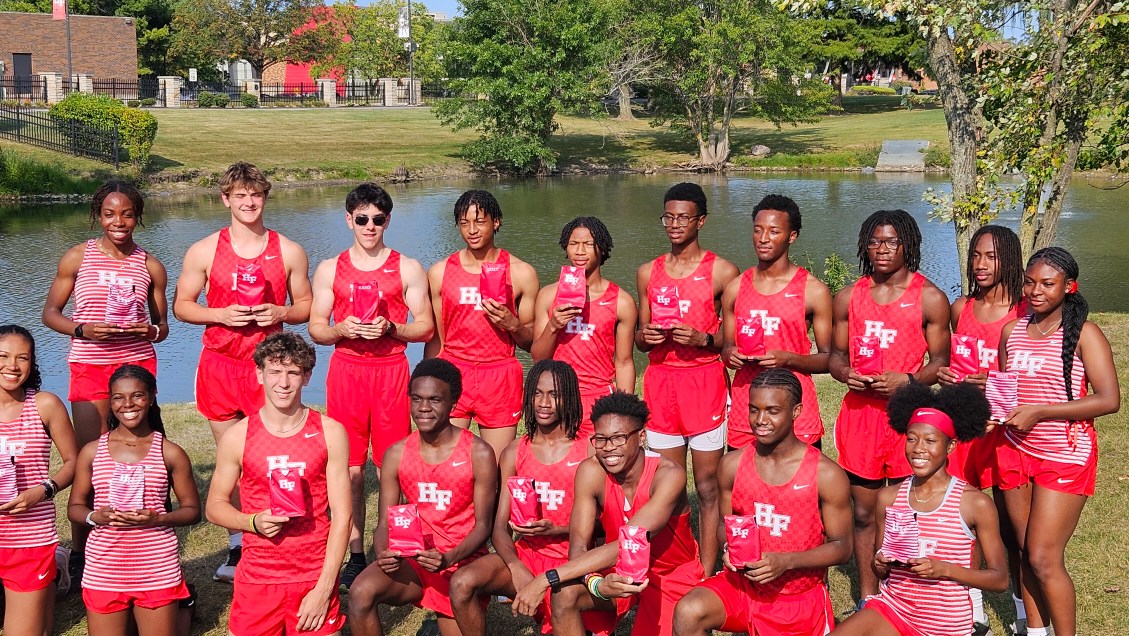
top-left (339, 560), bottom-right (366, 590)
top-left (417, 618), bottom-right (440, 636)
top-left (1009, 620), bottom-right (1027, 636)
top-left (66, 551), bottom-right (84, 596)
top-left (973, 621), bottom-right (993, 636)
top-left (213, 546), bottom-right (242, 582)
top-left (54, 545), bottom-right (71, 598)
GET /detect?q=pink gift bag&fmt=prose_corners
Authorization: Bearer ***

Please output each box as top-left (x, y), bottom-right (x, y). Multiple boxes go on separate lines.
top-left (554, 266), bottom-right (587, 309)
top-left (735, 315), bottom-right (767, 357)
top-left (615, 525), bottom-right (650, 583)
top-left (508, 477), bottom-right (541, 527)
top-left (881, 508), bottom-right (921, 564)
top-left (985, 370), bottom-right (1019, 421)
top-left (650, 286), bottom-right (683, 329)
top-left (0, 455), bottom-right (17, 505)
top-left (387, 504), bottom-right (427, 554)
top-left (724, 515), bottom-right (762, 568)
top-left (352, 281), bottom-right (382, 323)
top-left (851, 335), bottom-right (884, 376)
top-left (269, 468), bottom-right (308, 517)
top-left (109, 463), bottom-right (146, 511)
top-left (479, 262), bottom-right (510, 305)
top-left (950, 334), bottom-right (981, 380)
top-left (235, 263), bottom-right (266, 306)
top-left (105, 283), bottom-right (143, 327)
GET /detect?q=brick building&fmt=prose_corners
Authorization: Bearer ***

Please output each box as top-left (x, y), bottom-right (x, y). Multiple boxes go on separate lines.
top-left (0, 12), bottom-right (138, 79)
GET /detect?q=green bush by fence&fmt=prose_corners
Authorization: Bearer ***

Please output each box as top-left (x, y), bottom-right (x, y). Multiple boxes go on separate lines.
top-left (241, 93), bottom-right (259, 108)
top-left (48, 93), bottom-right (158, 172)
top-left (847, 85), bottom-right (897, 96)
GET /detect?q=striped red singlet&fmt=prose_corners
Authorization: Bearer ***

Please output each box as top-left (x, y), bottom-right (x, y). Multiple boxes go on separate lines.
top-left (0, 390), bottom-right (56, 548)
top-left (69, 239), bottom-right (155, 364)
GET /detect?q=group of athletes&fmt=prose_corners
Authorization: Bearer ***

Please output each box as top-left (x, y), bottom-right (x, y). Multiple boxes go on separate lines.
top-left (0, 160), bottom-right (1120, 636)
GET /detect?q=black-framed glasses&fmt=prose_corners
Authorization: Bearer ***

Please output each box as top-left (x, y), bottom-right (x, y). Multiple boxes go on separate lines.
top-left (660, 213), bottom-right (701, 227)
top-left (353, 213), bottom-right (388, 227)
top-left (866, 238), bottom-right (902, 250)
top-left (590, 427), bottom-right (644, 449)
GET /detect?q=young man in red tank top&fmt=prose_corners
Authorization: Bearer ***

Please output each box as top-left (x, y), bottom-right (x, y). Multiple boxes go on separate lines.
top-left (512, 391), bottom-right (704, 636)
top-left (531, 217), bottom-right (637, 438)
top-left (424, 190), bottom-right (539, 459)
top-left (206, 332), bottom-right (352, 636)
top-left (721, 195), bottom-right (832, 450)
top-left (673, 369), bottom-right (852, 636)
top-left (309, 183), bottom-right (434, 588)
top-left (828, 210), bottom-right (951, 603)
top-left (348, 358), bottom-right (498, 636)
top-left (636, 182), bottom-right (739, 575)
top-left (174, 162), bottom-right (313, 580)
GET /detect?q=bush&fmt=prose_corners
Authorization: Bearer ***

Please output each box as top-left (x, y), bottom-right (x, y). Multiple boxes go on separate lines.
top-left (241, 93), bottom-right (259, 108)
top-left (822, 253), bottom-right (856, 295)
top-left (848, 85), bottom-right (897, 96)
top-left (213, 93), bottom-right (231, 108)
top-left (119, 108), bottom-right (158, 172)
top-left (127, 100), bottom-right (140, 108)
top-left (197, 91), bottom-right (216, 108)
top-left (48, 92), bottom-right (158, 173)
top-left (140, 97), bottom-right (157, 107)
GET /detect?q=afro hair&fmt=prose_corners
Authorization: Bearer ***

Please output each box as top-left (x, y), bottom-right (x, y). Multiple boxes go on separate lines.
top-left (886, 382), bottom-right (991, 442)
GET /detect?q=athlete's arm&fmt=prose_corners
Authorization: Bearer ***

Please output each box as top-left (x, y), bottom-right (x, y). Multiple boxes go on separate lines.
top-left (423, 437), bottom-right (498, 571)
top-left (530, 284), bottom-right (565, 361)
top-left (491, 442), bottom-right (527, 573)
top-left (65, 441), bottom-right (99, 524)
top-left (719, 276), bottom-right (747, 370)
top-left (788, 275), bottom-right (833, 374)
top-left (173, 234), bottom-right (254, 328)
top-left (393, 256), bottom-right (435, 343)
top-left (716, 449), bottom-right (739, 570)
top-left (254, 235), bottom-right (312, 327)
top-left (613, 289), bottom-right (639, 392)
top-left (634, 262), bottom-right (664, 351)
top-left (908, 488), bottom-right (1007, 592)
top-left (296, 416), bottom-right (353, 632)
top-left (308, 258), bottom-right (349, 345)
top-left (204, 421), bottom-right (256, 530)
top-left (143, 253), bottom-right (171, 343)
top-left (828, 287), bottom-right (870, 390)
top-left (915, 282), bottom-right (952, 385)
top-left (373, 441), bottom-right (406, 571)
top-left (423, 261), bottom-right (446, 359)
top-left (158, 441), bottom-right (202, 526)
top-left (41, 244), bottom-right (122, 341)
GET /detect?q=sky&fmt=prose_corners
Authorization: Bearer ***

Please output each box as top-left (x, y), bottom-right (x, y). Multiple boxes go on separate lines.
top-left (359, 0), bottom-right (460, 17)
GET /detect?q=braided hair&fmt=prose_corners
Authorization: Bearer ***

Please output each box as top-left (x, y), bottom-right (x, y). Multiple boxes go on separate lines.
top-left (0, 325), bottom-right (41, 391)
top-left (521, 360), bottom-right (582, 441)
top-left (967, 225), bottom-right (1023, 305)
top-left (748, 368), bottom-right (803, 408)
top-left (106, 364), bottom-right (166, 436)
top-left (886, 382), bottom-right (990, 442)
top-left (90, 180), bottom-right (145, 229)
top-left (453, 190), bottom-right (503, 232)
top-left (857, 210), bottom-right (922, 275)
top-left (559, 216), bottom-right (614, 265)
top-left (1027, 247), bottom-right (1088, 401)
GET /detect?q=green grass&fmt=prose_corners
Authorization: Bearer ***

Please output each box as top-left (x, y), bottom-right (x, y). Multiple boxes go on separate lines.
top-left (0, 147), bottom-right (109, 196)
top-left (46, 312), bottom-right (1128, 635)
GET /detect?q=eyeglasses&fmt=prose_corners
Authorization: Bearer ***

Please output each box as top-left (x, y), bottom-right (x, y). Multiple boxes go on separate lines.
top-left (866, 238), bottom-right (902, 250)
top-left (660, 213), bottom-right (702, 227)
top-left (353, 213), bottom-right (388, 227)
top-left (590, 427), bottom-right (644, 449)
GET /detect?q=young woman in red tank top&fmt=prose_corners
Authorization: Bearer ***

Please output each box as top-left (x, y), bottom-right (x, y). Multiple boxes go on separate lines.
top-left (68, 364), bottom-right (200, 636)
top-left (0, 325), bottom-right (78, 636)
top-left (833, 382), bottom-right (1008, 636)
top-left (996, 248), bottom-right (1119, 636)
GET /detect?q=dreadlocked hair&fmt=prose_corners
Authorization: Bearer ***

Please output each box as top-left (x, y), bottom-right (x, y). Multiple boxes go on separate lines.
top-left (1028, 247), bottom-right (1088, 401)
top-left (748, 368), bottom-right (803, 408)
top-left (967, 225), bottom-right (1023, 305)
top-left (0, 325), bottom-right (41, 391)
top-left (106, 364), bottom-right (166, 437)
top-left (559, 216), bottom-right (614, 265)
top-left (90, 180), bottom-right (145, 229)
top-left (453, 190), bottom-right (503, 231)
top-left (590, 391), bottom-right (650, 430)
top-left (857, 210), bottom-right (922, 275)
top-left (522, 360), bottom-right (582, 440)
top-left (663, 182), bottom-right (708, 216)
top-left (886, 381), bottom-right (990, 442)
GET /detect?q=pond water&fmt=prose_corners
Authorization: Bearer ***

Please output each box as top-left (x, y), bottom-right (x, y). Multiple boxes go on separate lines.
top-left (2, 172), bottom-right (1126, 406)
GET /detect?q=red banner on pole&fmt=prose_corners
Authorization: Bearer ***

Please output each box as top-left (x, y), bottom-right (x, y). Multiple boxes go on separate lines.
top-left (52, 0), bottom-right (66, 20)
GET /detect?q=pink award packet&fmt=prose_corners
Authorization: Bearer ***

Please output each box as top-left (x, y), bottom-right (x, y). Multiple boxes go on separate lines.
top-left (724, 515), bottom-right (761, 568)
top-left (554, 266), bottom-right (587, 308)
top-left (985, 370), bottom-right (1019, 421)
top-left (352, 281), bottom-right (382, 323)
top-left (650, 286), bottom-right (683, 329)
top-left (479, 262), bottom-right (510, 305)
top-left (387, 504), bottom-right (427, 554)
top-left (615, 525), bottom-right (650, 583)
top-left (735, 315), bottom-right (767, 357)
top-left (108, 463), bottom-right (146, 511)
top-left (508, 476), bottom-right (541, 527)
top-left (950, 334), bottom-right (981, 379)
top-left (0, 455), bottom-right (17, 505)
top-left (269, 468), bottom-right (308, 517)
top-left (881, 508), bottom-right (921, 563)
top-left (851, 335), bottom-right (884, 376)
top-left (104, 283), bottom-right (143, 327)
top-left (235, 263), bottom-right (266, 306)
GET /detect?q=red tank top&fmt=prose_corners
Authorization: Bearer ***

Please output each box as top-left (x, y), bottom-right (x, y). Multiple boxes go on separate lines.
top-left (731, 268), bottom-right (823, 442)
top-left (600, 453), bottom-right (702, 579)
top-left (552, 283), bottom-right (619, 395)
top-left (238, 410), bottom-right (330, 584)
top-left (845, 273), bottom-right (928, 403)
top-left (647, 253), bottom-right (721, 367)
top-left (0, 390), bottom-right (56, 548)
top-left (398, 429), bottom-right (485, 561)
top-left (202, 229), bottom-right (289, 359)
top-left (514, 436), bottom-right (588, 560)
top-left (955, 297), bottom-right (1027, 373)
top-left (438, 250), bottom-right (517, 363)
top-left (1003, 318), bottom-right (1092, 465)
top-left (331, 249), bottom-right (409, 358)
top-left (69, 239), bottom-right (155, 364)
top-left (878, 478), bottom-right (975, 636)
top-left (730, 445), bottom-right (825, 594)
top-left (84, 432), bottom-right (182, 591)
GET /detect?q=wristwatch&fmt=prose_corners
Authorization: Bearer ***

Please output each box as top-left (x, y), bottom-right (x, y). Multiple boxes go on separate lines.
top-left (705, 333), bottom-right (715, 348)
top-left (85, 511), bottom-right (98, 527)
top-left (73, 323), bottom-right (85, 340)
top-left (41, 479), bottom-right (58, 500)
top-left (545, 568), bottom-right (562, 593)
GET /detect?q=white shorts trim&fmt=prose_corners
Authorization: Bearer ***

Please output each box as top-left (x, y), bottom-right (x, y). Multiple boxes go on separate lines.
top-left (646, 422), bottom-right (728, 452)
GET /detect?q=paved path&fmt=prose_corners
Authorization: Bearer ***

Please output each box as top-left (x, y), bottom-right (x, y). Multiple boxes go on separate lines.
top-left (876, 140), bottom-right (928, 171)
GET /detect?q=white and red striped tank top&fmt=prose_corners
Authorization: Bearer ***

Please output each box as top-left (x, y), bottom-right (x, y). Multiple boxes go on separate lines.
top-left (398, 429), bottom-right (485, 561)
top-left (202, 229), bottom-right (288, 359)
top-left (729, 267), bottom-right (823, 447)
top-left (1003, 317), bottom-right (1092, 465)
top-left (552, 283), bottom-right (618, 396)
top-left (876, 477), bottom-right (975, 636)
top-left (514, 436), bottom-right (587, 560)
top-left (955, 297), bottom-right (1027, 373)
top-left (647, 252), bottom-right (721, 367)
top-left (438, 250), bottom-right (517, 363)
top-left (0, 390), bottom-right (57, 548)
top-left (69, 239), bottom-right (155, 364)
top-left (83, 432), bottom-right (183, 592)
top-left (332, 249), bottom-right (409, 358)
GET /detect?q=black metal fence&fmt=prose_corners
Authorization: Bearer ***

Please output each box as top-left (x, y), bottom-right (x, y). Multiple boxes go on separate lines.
top-left (0, 76), bottom-right (47, 103)
top-left (92, 78), bottom-right (160, 101)
top-left (259, 82), bottom-right (323, 106)
top-left (420, 83), bottom-right (457, 105)
top-left (339, 81), bottom-right (385, 106)
top-left (0, 107), bottom-right (120, 167)
top-left (180, 82), bottom-right (246, 103)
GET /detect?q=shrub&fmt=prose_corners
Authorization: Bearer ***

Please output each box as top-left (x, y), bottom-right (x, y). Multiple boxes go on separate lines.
top-left (197, 91), bottom-right (215, 108)
top-left (127, 100), bottom-right (140, 108)
top-left (48, 92), bottom-right (158, 173)
top-left (848, 85), bottom-right (897, 96)
top-left (140, 97), bottom-right (157, 107)
top-left (119, 108), bottom-right (158, 172)
top-left (822, 253), bottom-right (856, 295)
top-left (213, 93), bottom-right (231, 108)
top-left (241, 93), bottom-right (259, 108)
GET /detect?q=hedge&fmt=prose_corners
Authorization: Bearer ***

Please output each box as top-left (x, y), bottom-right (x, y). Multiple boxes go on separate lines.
top-left (48, 93), bottom-right (158, 172)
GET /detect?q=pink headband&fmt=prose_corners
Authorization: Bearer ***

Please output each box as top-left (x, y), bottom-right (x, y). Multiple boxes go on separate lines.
top-left (909, 408), bottom-right (956, 439)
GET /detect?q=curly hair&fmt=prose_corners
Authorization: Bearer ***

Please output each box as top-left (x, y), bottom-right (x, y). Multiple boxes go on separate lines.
top-left (106, 364), bottom-right (166, 436)
top-left (967, 225), bottom-right (1023, 306)
top-left (218, 161), bottom-right (271, 197)
top-left (559, 216), bottom-right (614, 265)
top-left (749, 368), bottom-right (803, 408)
top-left (752, 194), bottom-right (801, 234)
top-left (663, 182), bottom-right (708, 216)
top-left (522, 360), bottom-right (582, 440)
top-left (0, 325), bottom-right (41, 391)
top-left (1028, 247), bottom-right (1088, 401)
top-left (252, 331), bottom-right (316, 372)
top-left (410, 358), bottom-right (463, 405)
top-left (346, 183), bottom-right (393, 214)
top-left (89, 180), bottom-right (145, 229)
top-left (857, 210), bottom-right (922, 275)
top-left (886, 382), bottom-right (990, 442)
top-left (453, 190), bottom-right (503, 230)
top-left (590, 391), bottom-right (650, 430)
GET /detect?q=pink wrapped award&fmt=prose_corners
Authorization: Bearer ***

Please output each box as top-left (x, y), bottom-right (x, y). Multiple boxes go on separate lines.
top-left (650, 286), bottom-right (683, 329)
top-left (109, 463), bottom-right (146, 511)
top-left (387, 504), bottom-right (427, 554)
top-left (479, 262), bottom-right (510, 304)
top-left (0, 455), bottom-right (17, 505)
top-left (724, 515), bottom-right (761, 568)
top-left (851, 335), bottom-right (883, 376)
top-left (615, 525), bottom-right (650, 583)
top-left (735, 315), bottom-right (767, 357)
top-left (881, 508), bottom-right (921, 563)
top-left (269, 468), bottom-right (308, 517)
top-left (949, 334), bottom-right (981, 380)
top-left (985, 370), bottom-right (1019, 421)
top-left (235, 263), bottom-right (266, 306)
top-left (554, 266), bottom-right (587, 308)
top-left (508, 477), bottom-right (541, 527)
top-left (352, 281), bottom-right (382, 323)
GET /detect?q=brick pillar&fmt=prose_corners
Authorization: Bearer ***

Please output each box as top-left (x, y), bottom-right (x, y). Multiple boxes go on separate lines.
top-left (158, 76), bottom-right (182, 108)
top-left (77, 73), bottom-right (94, 94)
top-left (317, 78), bottom-right (337, 107)
top-left (244, 80), bottom-right (260, 98)
top-left (39, 72), bottom-right (63, 104)
top-left (380, 77), bottom-right (398, 106)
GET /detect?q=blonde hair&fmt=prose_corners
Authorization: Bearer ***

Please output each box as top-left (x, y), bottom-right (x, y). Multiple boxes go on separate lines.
top-left (219, 161), bottom-right (272, 197)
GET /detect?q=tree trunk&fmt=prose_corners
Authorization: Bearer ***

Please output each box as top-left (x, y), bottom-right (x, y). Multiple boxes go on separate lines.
top-left (698, 129), bottom-right (730, 172)
top-left (616, 83), bottom-right (635, 120)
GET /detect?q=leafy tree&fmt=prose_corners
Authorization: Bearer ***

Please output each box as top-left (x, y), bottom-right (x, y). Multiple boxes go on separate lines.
top-left (433, 0), bottom-right (614, 174)
top-left (169, 0), bottom-right (319, 78)
top-left (799, 2), bottom-right (922, 92)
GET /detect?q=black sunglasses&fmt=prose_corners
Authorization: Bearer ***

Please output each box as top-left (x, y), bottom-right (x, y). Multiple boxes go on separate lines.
top-left (353, 213), bottom-right (388, 227)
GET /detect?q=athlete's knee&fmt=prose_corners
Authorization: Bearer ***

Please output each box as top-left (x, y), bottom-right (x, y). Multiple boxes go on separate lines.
top-left (549, 583), bottom-right (585, 616)
top-left (448, 568), bottom-right (480, 606)
top-left (1025, 542), bottom-right (1067, 581)
top-left (348, 467), bottom-right (365, 489)
top-left (347, 566), bottom-right (386, 613)
top-left (853, 503), bottom-right (876, 528)
top-left (673, 588), bottom-right (718, 635)
top-left (695, 474), bottom-right (720, 505)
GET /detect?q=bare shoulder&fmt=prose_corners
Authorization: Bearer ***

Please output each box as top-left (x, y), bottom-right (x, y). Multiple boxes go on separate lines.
top-left (277, 233), bottom-right (309, 260)
top-left (398, 253), bottom-right (427, 277)
top-left (183, 232), bottom-right (221, 265)
top-left (805, 272), bottom-right (832, 297)
top-left (57, 242), bottom-right (87, 273)
top-left (469, 435), bottom-right (498, 468)
top-left (161, 437), bottom-right (192, 467)
top-left (33, 390), bottom-right (67, 416)
top-left (920, 278), bottom-right (950, 307)
top-left (713, 254), bottom-right (740, 279)
top-left (876, 482), bottom-right (901, 508)
top-left (655, 455), bottom-right (688, 485)
top-left (816, 454), bottom-right (850, 491)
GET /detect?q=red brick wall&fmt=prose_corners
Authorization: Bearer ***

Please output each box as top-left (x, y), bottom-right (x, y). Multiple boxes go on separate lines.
top-left (0, 12), bottom-right (138, 78)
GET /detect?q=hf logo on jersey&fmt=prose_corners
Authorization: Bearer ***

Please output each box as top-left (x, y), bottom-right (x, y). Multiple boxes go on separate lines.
top-left (418, 482), bottom-right (454, 510)
top-left (565, 316), bottom-right (596, 341)
top-left (266, 455), bottom-right (307, 477)
top-left (97, 271), bottom-right (135, 287)
top-left (863, 320), bottom-right (898, 349)
top-left (1011, 351), bottom-right (1047, 376)
top-left (459, 287), bottom-right (483, 311)
top-left (976, 339), bottom-right (998, 367)
top-left (0, 437), bottom-right (27, 457)
top-left (747, 310), bottom-right (781, 336)
top-left (535, 481), bottom-right (566, 511)
top-left (753, 502), bottom-right (791, 537)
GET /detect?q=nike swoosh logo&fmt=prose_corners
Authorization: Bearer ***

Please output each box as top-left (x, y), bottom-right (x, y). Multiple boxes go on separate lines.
top-left (785, 293), bottom-right (800, 298)
top-left (452, 460), bottom-right (467, 467)
top-left (693, 276), bottom-right (707, 281)
top-left (512, 411), bottom-right (522, 418)
top-left (793, 484), bottom-right (811, 490)
top-left (304, 432), bottom-right (319, 438)
top-left (567, 460), bottom-right (583, 467)
top-left (328, 617), bottom-right (338, 625)
top-left (1056, 478), bottom-right (1073, 484)
top-left (712, 414), bottom-right (722, 421)
top-left (383, 269), bottom-right (396, 273)
top-left (38, 572), bottom-right (49, 580)
top-left (599, 301), bottom-right (614, 306)
top-left (264, 255), bottom-right (278, 260)
top-left (900, 302), bottom-right (914, 308)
